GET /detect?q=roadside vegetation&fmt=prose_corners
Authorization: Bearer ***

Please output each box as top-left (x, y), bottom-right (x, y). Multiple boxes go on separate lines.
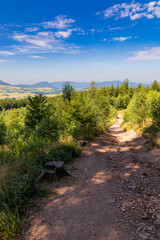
top-left (0, 79), bottom-right (159, 239)
top-left (122, 80), bottom-right (160, 146)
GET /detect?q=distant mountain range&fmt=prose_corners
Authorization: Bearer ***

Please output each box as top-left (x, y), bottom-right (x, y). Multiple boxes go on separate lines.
top-left (0, 80), bottom-right (150, 90)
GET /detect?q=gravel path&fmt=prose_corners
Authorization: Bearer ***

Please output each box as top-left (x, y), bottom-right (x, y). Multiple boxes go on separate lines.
top-left (24, 116), bottom-right (160, 240)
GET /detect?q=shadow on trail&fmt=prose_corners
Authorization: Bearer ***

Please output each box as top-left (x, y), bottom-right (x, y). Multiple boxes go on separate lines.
top-left (25, 122), bottom-right (160, 240)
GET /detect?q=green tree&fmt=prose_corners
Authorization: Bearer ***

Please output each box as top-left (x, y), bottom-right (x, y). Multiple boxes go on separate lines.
top-left (121, 79), bottom-right (129, 95)
top-left (151, 80), bottom-right (159, 91)
top-left (62, 83), bottom-right (75, 102)
top-left (0, 117), bottom-right (6, 144)
top-left (124, 90), bottom-right (148, 125)
top-left (25, 94), bottom-right (49, 129)
top-left (151, 94), bottom-right (160, 127)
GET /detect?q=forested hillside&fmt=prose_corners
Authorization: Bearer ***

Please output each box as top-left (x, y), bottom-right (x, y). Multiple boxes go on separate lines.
top-left (0, 80), bottom-right (159, 239)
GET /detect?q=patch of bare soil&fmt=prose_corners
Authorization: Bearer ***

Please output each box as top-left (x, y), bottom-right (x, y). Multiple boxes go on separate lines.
top-left (23, 115), bottom-right (160, 240)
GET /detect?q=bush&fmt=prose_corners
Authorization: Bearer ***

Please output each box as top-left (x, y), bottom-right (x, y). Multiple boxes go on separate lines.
top-left (124, 90), bottom-right (148, 126)
top-left (0, 118), bottom-right (6, 145)
top-left (49, 141), bottom-right (82, 163)
top-left (151, 94), bottom-right (160, 127)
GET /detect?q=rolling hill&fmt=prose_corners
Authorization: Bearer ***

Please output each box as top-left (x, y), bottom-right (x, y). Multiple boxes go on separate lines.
top-left (0, 80), bottom-right (148, 90)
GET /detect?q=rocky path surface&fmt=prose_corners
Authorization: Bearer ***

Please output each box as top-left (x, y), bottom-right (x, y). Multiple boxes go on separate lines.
top-left (24, 116), bottom-right (160, 240)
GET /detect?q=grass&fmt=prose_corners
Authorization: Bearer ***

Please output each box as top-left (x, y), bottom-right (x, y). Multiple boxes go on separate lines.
top-left (0, 135), bottom-right (82, 239)
top-left (121, 115), bottom-right (160, 148)
top-left (143, 125), bottom-right (160, 148)
top-left (0, 205), bottom-right (22, 240)
top-left (0, 85), bottom-right (59, 99)
top-left (117, 109), bottom-right (126, 117)
top-left (37, 187), bottom-right (57, 198)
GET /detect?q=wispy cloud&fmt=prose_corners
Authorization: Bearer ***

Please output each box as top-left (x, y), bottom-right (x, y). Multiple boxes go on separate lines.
top-left (128, 46), bottom-right (160, 61)
top-left (30, 55), bottom-right (46, 59)
top-left (13, 32), bottom-right (57, 48)
top-left (99, 1), bottom-right (160, 21)
top-left (12, 29), bottom-right (81, 54)
top-left (113, 36), bottom-right (132, 41)
top-left (42, 15), bottom-right (75, 29)
top-left (109, 26), bottom-right (124, 30)
top-left (0, 51), bottom-right (15, 56)
top-left (0, 59), bottom-right (12, 64)
top-left (25, 27), bottom-right (39, 32)
top-left (0, 15), bottom-right (84, 56)
top-left (55, 28), bottom-right (81, 39)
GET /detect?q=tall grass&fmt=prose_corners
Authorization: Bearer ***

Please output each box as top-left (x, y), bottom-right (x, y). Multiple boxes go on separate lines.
top-left (0, 205), bottom-right (22, 240)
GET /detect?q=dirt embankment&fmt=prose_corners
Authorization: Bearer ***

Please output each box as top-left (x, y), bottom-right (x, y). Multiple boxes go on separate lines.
top-left (24, 115), bottom-right (160, 240)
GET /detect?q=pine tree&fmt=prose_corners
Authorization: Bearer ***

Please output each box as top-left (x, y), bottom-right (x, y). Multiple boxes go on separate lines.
top-left (25, 94), bottom-right (49, 129)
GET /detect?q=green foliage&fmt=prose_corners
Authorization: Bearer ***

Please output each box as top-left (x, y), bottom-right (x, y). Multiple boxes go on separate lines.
top-left (49, 141), bottom-right (82, 163)
top-left (36, 115), bottom-right (59, 141)
top-left (151, 80), bottom-right (159, 91)
top-left (25, 94), bottom-right (49, 129)
top-left (62, 83), bottom-right (75, 102)
top-left (0, 98), bottom-right (27, 111)
top-left (0, 79), bottom-right (144, 237)
top-left (0, 171), bottom-right (36, 211)
top-left (0, 205), bottom-right (22, 240)
top-left (0, 118), bottom-right (6, 145)
top-left (121, 78), bottom-right (129, 95)
top-left (37, 187), bottom-right (56, 198)
top-left (124, 89), bottom-right (148, 126)
top-left (151, 93), bottom-right (160, 127)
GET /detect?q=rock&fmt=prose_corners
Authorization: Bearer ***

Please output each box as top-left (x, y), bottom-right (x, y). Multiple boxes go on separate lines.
top-left (144, 189), bottom-right (151, 196)
top-left (156, 212), bottom-right (160, 220)
top-left (63, 166), bottom-right (77, 177)
top-left (142, 214), bottom-right (149, 220)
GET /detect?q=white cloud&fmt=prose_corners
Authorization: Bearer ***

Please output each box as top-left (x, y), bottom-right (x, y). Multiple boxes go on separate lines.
top-left (0, 51), bottom-right (15, 56)
top-left (11, 29), bottom-right (80, 55)
top-left (42, 15), bottom-right (75, 29)
top-left (102, 38), bottom-right (107, 42)
top-left (113, 36), bottom-right (132, 41)
top-left (109, 26), bottom-right (124, 30)
top-left (128, 46), bottom-right (160, 60)
top-left (55, 29), bottom-right (72, 39)
top-left (100, 1), bottom-right (160, 21)
top-left (25, 27), bottom-right (39, 32)
top-left (1, 15), bottom-right (82, 56)
top-left (90, 29), bottom-right (96, 34)
top-left (30, 55), bottom-right (46, 59)
top-left (55, 28), bottom-right (81, 39)
top-left (13, 32), bottom-right (57, 49)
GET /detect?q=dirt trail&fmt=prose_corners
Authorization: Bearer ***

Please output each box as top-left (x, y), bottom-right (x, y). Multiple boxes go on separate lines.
top-left (24, 116), bottom-right (160, 240)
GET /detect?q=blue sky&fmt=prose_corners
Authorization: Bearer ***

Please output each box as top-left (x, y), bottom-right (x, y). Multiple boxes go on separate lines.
top-left (0, 0), bottom-right (160, 84)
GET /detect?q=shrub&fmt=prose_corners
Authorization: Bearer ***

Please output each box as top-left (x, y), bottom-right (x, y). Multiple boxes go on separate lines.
top-left (124, 90), bottom-right (148, 126)
top-left (151, 94), bottom-right (160, 127)
top-left (49, 141), bottom-right (81, 163)
top-left (0, 118), bottom-right (6, 145)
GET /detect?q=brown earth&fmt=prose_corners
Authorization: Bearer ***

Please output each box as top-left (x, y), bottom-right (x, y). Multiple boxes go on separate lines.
top-left (24, 115), bottom-right (160, 240)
